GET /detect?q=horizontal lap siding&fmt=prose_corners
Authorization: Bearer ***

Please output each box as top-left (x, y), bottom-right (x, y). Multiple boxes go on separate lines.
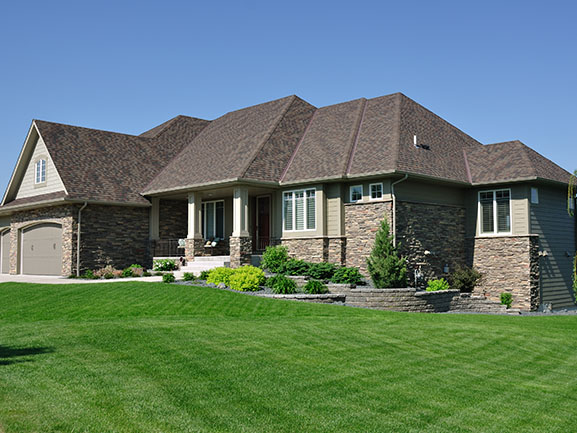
top-left (530, 185), bottom-right (576, 308)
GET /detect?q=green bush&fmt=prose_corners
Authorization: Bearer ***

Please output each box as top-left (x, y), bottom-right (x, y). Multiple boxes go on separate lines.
top-left (207, 267), bottom-right (235, 286)
top-left (283, 259), bottom-right (310, 276)
top-left (129, 264), bottom-right (143, 269)
top-left (82, 269), bottom-right (97, 279)
top-left (121, 268), bottom-right (135, 278)
top-left (449, 266), bottom-right (482, 293)
top-left (261, 245), bottom-right (289, 273)
top-left (306, 262), bottom-right (337, 281)
top-left (500, 292), bottom-right (513, 309)
top-left (103, 273), bottom-right (114, 280)
top-left (199, 270), bottom-right (210, 280)
top-left (268, 274), bottom-right (297, 294)
top-left (303, 280), bottom-right (328, 294)
top-left (142, 271), bottom-right (152, 277)
top-left (154, 272), bottom-right (164, 277)
top-left (153, 259), bottom-right (178, 272)
top-left (367, 218), bottom-right (407, 288)
top-left (426, 278), bottom-right (450, 292)
top-left (162, 273), bottom-right (176, 283)
top-left (182, 272), bottom-right (196, 281)
top-left (331, 267), bottom-right (363, 285)
top-left (229, 266), bottom-right (266, 292)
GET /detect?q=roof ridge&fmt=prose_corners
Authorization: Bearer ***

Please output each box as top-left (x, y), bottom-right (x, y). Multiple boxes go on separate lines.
top-left (345, 98), bottom-right (368, 175)
top-left (239, 96), bottom-right (297, 180)
top-left (514, 141), bottom-right (538, 178)
top-left (139, 116), bottom-right (182, 138)
top-left (280, 110), bottom-right (318, 183)
top-left (463, 149), bottom-right (473, 183)
top-left (392, 93), bottom-right (403, 170)
top-left (34, 119), bottom-right (144, 139)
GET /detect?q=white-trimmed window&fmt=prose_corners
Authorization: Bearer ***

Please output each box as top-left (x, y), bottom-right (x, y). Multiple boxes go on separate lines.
top-left (370, 183), bottom-right (383, 200)
top-left (283, 188), bottom-right (316, 231)
top-left (479, 189), bottom-right (511, 234)
top-left (350, 185), bottom-right (363, 202)
top-left (35, 159), bottom-right (46, 184)
top-left (531, 187), bottom-right (539, 204)
top-left (201, 200), bottom-right (224, 239)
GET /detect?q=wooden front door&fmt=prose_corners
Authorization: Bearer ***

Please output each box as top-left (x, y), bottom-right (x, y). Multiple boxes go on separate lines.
top-left (255, 196), bottom-right (271, 252)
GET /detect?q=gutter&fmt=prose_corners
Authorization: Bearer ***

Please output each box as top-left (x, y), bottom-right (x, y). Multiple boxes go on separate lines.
top-left (391, 174), bottom-right (409, 246)
top-left (76, 202), bottom-right (88, 277)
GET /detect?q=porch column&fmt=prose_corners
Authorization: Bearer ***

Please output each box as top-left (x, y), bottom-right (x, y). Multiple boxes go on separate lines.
top-left (185, 192), bottom-right (204, 262)
top-left (149, 197), bottom-right (160, 241)
top-left (230, 186), bottom-right (252, 267)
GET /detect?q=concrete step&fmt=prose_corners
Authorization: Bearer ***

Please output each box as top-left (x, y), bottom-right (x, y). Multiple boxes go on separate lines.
top-left (191, 256), bottom-right (230, 262)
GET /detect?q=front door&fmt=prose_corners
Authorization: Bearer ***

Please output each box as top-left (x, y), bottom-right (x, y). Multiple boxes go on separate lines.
top-left (256, 196), bottom-right (271, 252)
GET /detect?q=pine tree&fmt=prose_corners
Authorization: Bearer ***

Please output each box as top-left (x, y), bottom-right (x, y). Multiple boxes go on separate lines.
top-left (367, 218), bottom-right (407, 288)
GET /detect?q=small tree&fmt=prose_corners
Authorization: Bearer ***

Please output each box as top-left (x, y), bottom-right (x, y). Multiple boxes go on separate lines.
top-left (367, 218), bottom-right (407, 288)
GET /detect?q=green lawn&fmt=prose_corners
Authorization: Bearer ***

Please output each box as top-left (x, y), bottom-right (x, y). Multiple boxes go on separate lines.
top-left (1, 283), bottom-right (576, 433)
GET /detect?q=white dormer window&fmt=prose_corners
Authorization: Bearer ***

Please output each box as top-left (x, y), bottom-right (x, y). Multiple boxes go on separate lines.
top-left (35, 159), bottom-right (46, 184)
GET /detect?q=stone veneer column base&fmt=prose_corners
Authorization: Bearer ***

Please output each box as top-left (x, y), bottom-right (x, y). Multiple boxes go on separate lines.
top-left (280, 237), bottom-right (346, 265)
top-left (185, 238), bottom-right (205, 262)
top-left (468, 235), bottom-right (540, 311)
top-left (230, 236), bottom-right (252, 268)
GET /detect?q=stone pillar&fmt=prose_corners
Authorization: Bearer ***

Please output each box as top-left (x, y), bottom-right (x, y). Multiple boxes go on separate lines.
top-left (9, 225), bottom-right (18, 275)
top-left (185, 192), bottom-right (204, 261)
top-left (230, 187), bottom-right (251, 267)
top-left (230, 236), bottom-right (252, 268)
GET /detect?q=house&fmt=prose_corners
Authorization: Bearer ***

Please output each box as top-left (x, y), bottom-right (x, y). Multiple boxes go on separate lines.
top-left (0, 93), bottom-right (575, 311)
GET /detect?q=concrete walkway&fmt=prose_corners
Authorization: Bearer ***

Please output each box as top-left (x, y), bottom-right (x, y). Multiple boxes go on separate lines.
top-left (0, 275), bottom-right (164, 284)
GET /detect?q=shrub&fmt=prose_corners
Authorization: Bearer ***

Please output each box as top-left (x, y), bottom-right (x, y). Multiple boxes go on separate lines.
top-left (142, 271), bottom-right (152, 277)
top-left (183, 272), bottom-right (196, 281)
top-left (331, 267), bottom-right (363, 285)
top-left (104, 272), bottom-right (114, 279)
top-left (199, 270), bottom-right (210, 280)
top-left (500, 292), bottom-right (513, 309)
top-left (367, 218), bottom-right (407, 288)
top-left (306, 262), bottom-right (337, 281)
top-left (261, 245), bottom-right (289, 273)
top-left (163, 273), bottom-right (176, 283)
top-left (153, 259), bottom-right (178, 272)
top-left (449, 266), bottom-right (482, 293)
top-left (129, 264), bottom-right (143, 269)
top-left (426, 278), bottom-right (450, 292)
top-left (94, 265), bottom-right (117, 279)
top-left (229, 266), bottom-right (266, 291)
top-left (268, 274), bottom-right (297, 294)
top-left (207, 267), bottom-right (235, 286)
top-left (283, 259), bottom-right (310, 276)
top-left (154, 272), bottom-right (164, 276)
top-left (121, 267), bottom-right (135, 278)
top-left (82, 269), bottom-right (97, 279)
top-left (303, 279), bottom-right (328, 294)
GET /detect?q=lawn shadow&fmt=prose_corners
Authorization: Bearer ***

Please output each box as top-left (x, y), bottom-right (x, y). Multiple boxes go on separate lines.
top-left (0, 345), bottom-right (54, 366)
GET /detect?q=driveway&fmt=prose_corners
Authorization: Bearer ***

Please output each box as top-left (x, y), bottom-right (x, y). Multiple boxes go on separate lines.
top-left (0, 275), bottom-right (164, 284)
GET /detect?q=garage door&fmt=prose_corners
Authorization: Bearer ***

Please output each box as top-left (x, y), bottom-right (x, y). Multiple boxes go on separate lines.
top-left (21, 223), bottom-right (62, 276)
top-left (1, 230), bottom-right (9, 274)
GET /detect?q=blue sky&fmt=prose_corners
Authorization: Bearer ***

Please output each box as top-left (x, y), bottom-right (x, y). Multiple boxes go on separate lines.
top-left (1, 0), bottom-right (576, 193)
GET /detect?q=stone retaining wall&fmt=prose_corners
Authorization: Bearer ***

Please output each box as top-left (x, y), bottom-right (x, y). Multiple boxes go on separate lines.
top-left (259, 293), bottom-right (346, 304)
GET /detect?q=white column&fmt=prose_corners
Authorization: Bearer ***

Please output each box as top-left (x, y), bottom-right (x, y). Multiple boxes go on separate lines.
top-left (187, 192), bottom-right (203, 239)
top-left (149, 197), bottom-right (160, 240)
top-left (232, 187), bottom-right (250, 237)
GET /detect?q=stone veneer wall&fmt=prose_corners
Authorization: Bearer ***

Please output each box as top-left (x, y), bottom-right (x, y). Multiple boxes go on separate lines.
top-left (230, 236), bottom-right (252, 268)
top-left (344, 201), bottom-right (392, 274)
top-left (396, 201), bottom-right (467, 283)
top-left (79, 205), bottom-right (150, 272)
top-left (9, 205), bottom-right (77, 276)
top-left (281, 237), bottom-right (346, 265)
top-left (159, 199), bottom-right (187, 239)
top-left (468, 235), bottom-right (539, 311)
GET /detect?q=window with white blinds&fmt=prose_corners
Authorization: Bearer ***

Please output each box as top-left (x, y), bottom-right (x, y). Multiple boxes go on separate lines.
top-left (479, 189), bottom-right (511, 234)
top-left (283, 189), bottom-right (316, 231)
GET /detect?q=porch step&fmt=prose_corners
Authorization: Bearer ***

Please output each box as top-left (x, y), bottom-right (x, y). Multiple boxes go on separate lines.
top-left (175, 256), bottom-right (230, 278)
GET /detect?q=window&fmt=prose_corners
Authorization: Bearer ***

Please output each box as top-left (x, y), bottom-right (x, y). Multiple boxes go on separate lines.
top-left (370, 183), bottom-right (383, 200)
top-left (350, 185), bottom-right (363, 202)
top-left (531, 187), bottom-right (539, 204)
top-left (201, 200), bottom-right (224, 239)
top-left (479, 189), bottom-right (511, 234)
top-left (283, 188), bottom-right (316, 231)
top-left (35, 159), bottom-right (46, 184)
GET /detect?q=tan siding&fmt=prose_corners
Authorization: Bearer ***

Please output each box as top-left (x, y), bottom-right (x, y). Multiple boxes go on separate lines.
top-left (395, 180), bottom-right (465, 206)
top-left (15, 135), bottom-right (65, 200)
top-left (326, 183), bottom-right (343, 236)
top-left (530, 185), bottom-right (576, 308)
top-left (344, 179), bottom-right (391, 203)
top-left (0, 217), bottom-right (10, 229)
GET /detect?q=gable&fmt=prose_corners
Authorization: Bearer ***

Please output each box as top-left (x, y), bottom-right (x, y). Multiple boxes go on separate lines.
top-left (15, 131), bottom-right (66, 200)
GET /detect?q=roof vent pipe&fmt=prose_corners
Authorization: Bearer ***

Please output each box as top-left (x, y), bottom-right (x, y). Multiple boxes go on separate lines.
top-left (414, 135), bottom-right (418, 148)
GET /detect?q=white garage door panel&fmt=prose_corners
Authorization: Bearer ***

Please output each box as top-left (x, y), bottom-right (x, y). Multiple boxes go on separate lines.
top-left (1, 230), bottom-right (10, 274)
top-left (22, 223), bottom-right (62, 276)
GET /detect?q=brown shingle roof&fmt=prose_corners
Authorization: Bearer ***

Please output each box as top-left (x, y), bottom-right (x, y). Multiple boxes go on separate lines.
top-left (466, 140), bottom-right (572, 185)
top-left (0, 191), bottom-right (68, 210)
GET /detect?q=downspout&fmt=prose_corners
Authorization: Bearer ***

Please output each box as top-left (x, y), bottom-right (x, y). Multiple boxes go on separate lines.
top-left (76, 202), bottom-right (88, 276)
top-left (391, 174), bottom-right (409, 246)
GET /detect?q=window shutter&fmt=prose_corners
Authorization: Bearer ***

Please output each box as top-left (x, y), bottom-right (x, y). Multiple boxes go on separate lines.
top-left (306, 190), bottom-right (315, 229)
top-left (283, 193), bottom-right (293, 231)
top-left (496, 190), bottom-right (510, 232)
